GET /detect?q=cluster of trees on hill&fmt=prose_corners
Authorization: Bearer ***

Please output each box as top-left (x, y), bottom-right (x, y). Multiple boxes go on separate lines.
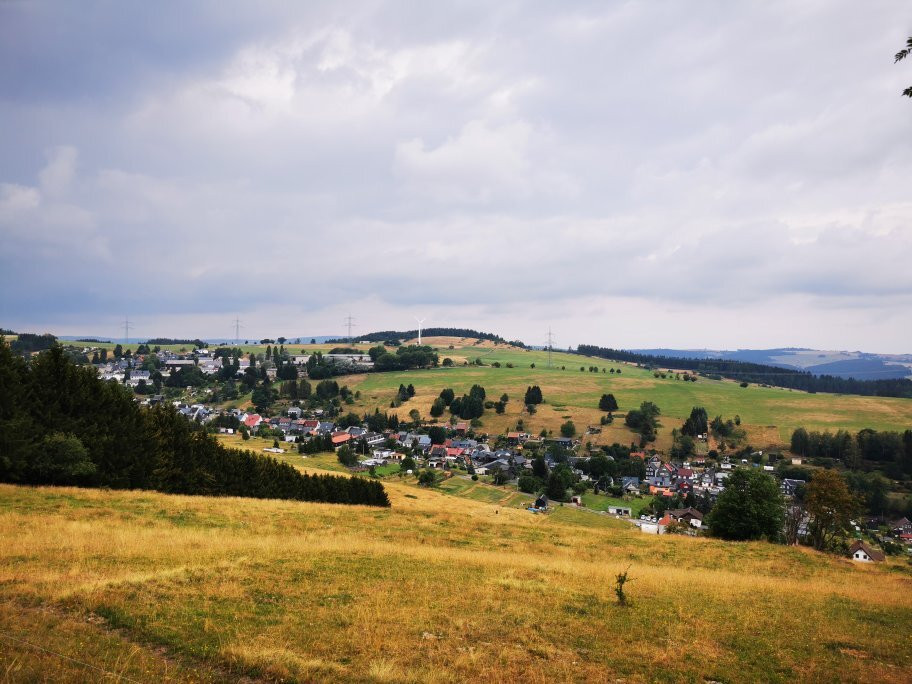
top-left (145, 338), bottom-right (207, 347)
top-left (791, 427), bottom-right (912, 477)
top-left (355, 328), bottom-right (517, 345)
top-left (368, 345), bottom-right (439, 371)
top-left (0, 343), bottom-right (389, 507)
top-left (576, 344), bottom-right (912, 398)
top-left (625, 401), bottom-right (661, 445)
top-left (10, 333), bottom-right (58, 354)
top-left (707, 468), bottom-right (861, 551)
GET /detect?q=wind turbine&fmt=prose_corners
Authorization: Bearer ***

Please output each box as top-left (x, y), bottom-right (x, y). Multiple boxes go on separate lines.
top-left (414, 317), bottom-right (426, 346)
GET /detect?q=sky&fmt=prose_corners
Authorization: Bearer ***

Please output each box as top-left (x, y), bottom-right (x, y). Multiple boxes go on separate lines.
top-left (1, 1), bottom-right (910, 352)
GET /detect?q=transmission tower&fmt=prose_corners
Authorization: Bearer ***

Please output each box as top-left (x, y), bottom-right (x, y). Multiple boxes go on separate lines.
top-left (546, 326), bottom-right (555, 369)
top-left (232, 317), bottom-right (244, 345)
top-left (122, 316), bottom-right (133, 345)
top-left (344, 314), bottom-right (357, 344)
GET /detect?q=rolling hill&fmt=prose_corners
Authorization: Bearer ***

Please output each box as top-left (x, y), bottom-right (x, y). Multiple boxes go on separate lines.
top-left (632, 347), bottom-right (912, 381)
top-left (1, 477), bottom-right (911, 682)
top-left (331, 341), bottom-right (912, 451)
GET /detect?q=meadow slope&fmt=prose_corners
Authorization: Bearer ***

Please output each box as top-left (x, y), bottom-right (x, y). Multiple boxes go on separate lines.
top-left (1, 480), bottom-right (911, 683)
top-left (338, 340), bottom-right (912, 451)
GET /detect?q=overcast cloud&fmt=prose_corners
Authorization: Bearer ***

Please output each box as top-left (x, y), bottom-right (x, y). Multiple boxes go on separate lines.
top-left (1, 1), bottom-right (910, 351)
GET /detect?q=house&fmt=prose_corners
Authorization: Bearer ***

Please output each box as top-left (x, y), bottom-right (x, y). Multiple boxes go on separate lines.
top-left (243, 414), bottom-right (263, 430)
top-left (667, 507), bottom-right (704, 528)
top-left (645, 455), bottom-right (663, 478)
top-left (676, 467), bottom-right (695, 482)
top-left (165, 359), bottom-right (196, 371)
top-left (401, 433), bottom-right (432, 449)
top-left (286, 406), bottom-right (303, 419)
top-left (331, 432), bottom-right (352, 449)
top-left (606, 505), bottom-right (632, 517)
top-left (849, 540), bottom-right (885, 563)
top-left (506, 431), bottom-right (529, 445)
top-left (363, 432), bottom-right (386, 446)
top-left (781, 479), bottom-right (806, 498)
top-left (891, 517), bottom-right (912, 535)
top-left (620, 477), bottom-right (641, 494)
top-left (455, 422), bottom-right (468, 434)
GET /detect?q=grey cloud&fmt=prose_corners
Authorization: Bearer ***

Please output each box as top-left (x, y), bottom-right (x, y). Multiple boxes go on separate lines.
top-left (1, 1), bottom-right (911, 350)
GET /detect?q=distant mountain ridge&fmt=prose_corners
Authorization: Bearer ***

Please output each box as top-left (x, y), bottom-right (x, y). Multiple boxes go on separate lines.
top-left (630, 347), bottom-right (912, 381)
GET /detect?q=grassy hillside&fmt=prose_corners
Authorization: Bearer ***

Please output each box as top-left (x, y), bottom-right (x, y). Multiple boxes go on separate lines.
top-left (1, 478), bottom-right (911, 682)
top-left (342, 342), bottom-right (912, 450)
top-left (73, 336), bottom-right (912, 448)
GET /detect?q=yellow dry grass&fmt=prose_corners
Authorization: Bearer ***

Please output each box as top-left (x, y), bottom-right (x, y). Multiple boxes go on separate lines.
top-left (1, 481), bottom-right (911, 683)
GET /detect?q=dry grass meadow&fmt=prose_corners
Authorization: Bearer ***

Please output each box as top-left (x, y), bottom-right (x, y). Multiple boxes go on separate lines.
top-left (2, 473), bottom-right (912, 683)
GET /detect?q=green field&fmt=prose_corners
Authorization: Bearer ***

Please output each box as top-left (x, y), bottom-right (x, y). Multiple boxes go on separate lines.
top-left (82, 335), bottom-right (912, 450)
top-left (341, 339), bottom-right (912, 450)
top-left (581, 492), bottom-right (653, 517)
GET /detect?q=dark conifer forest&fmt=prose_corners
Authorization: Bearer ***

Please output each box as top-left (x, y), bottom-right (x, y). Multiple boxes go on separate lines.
top-left (0, 341), bottom-right (389, 507)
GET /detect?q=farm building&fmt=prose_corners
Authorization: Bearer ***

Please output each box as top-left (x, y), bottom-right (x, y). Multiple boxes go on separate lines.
top-left (848, 540), bottom-right (885, 563)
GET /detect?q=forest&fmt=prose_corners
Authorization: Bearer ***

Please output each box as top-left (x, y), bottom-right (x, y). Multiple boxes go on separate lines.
top-left (577, 344), bottom-right (912, 398)
top-left (0, 342), bottom-right (389, 507)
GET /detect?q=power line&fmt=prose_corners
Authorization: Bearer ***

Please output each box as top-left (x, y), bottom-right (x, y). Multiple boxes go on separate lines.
top-left (344, 314), bottom-right (357, 344)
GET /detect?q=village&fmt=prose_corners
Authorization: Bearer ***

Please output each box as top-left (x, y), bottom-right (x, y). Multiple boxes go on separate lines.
top-left (76, 341), bottom-right (912, 563)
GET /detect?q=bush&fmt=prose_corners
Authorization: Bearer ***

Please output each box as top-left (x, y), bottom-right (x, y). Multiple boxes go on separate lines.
top-left (517, 475), bottom-right (542, 493)
top-left (28, 433), bottom-right (96, 485)
top-left (337, 446), bottom-right (358, 467)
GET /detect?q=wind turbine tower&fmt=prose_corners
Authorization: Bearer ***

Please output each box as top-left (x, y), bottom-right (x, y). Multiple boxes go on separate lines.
top-left (414, 317), bottom-right (426, 346)
top-left (546, 326), bottom-right (555, 369)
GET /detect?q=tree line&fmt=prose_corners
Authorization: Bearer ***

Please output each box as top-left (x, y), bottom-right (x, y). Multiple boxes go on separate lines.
top-left (791, 427), bottom-right (912, 478)
top-left (0, 341), bottom-right (389, 507)
top-left (576, 344), bottom-right (912, 398)
top-left (353, 327), bottom-right (513, 345)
